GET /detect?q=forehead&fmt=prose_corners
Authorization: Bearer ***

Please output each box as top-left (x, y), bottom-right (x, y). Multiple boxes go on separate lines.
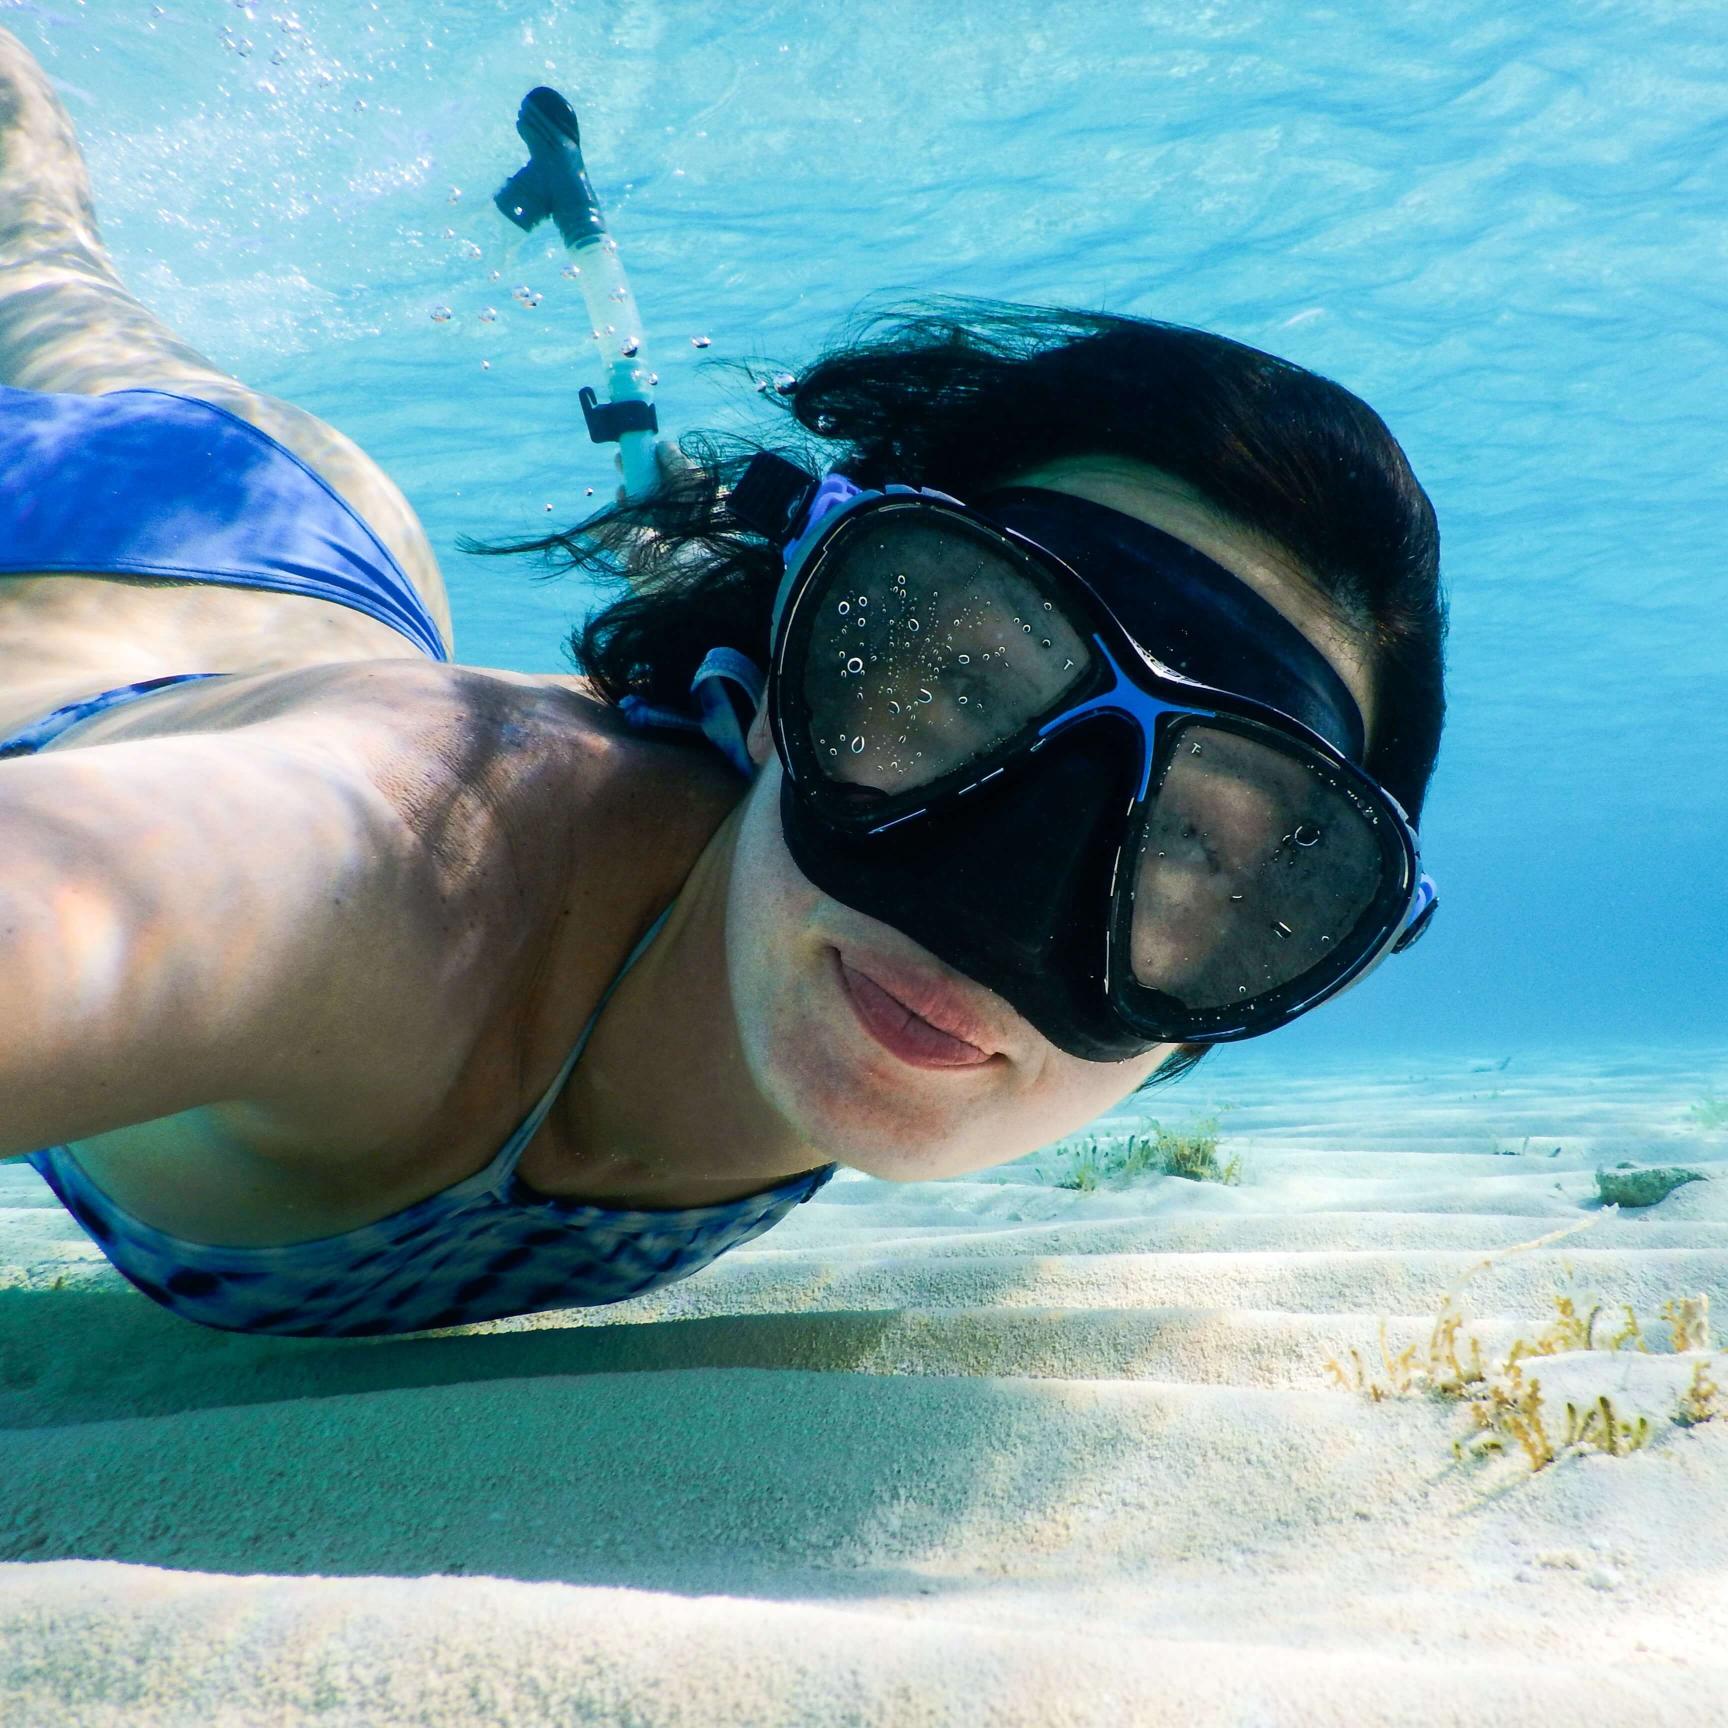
top-left (993, 454), bottom-right (1376, 738)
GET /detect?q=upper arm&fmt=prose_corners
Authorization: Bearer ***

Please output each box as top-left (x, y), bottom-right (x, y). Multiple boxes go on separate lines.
top-left (0, 726), bottom-right (438, 1159)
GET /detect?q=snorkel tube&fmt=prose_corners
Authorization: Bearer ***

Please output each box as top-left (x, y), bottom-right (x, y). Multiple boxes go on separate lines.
top-left (494, 86), bottom-right (660, 499)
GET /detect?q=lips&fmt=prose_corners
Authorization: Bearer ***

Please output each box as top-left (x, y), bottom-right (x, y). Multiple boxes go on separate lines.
top-left (832, 948), bottom-right (1001, 1070)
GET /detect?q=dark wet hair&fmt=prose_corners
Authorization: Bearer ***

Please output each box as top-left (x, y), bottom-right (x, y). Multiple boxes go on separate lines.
top-left (461, 297), bottom-right (1447, 1092)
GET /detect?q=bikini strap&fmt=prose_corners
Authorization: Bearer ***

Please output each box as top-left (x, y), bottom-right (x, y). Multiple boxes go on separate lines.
top-left (477, 900), bottom-right (678, 1192)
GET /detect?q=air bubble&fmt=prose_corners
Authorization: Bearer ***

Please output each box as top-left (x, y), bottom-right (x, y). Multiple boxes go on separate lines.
top-left (908, 618), bottom-right (920, 633)
top-left (858, 595), bottom-right (869, 607)
top-left (1273, 921), bottom-right (1293, 939)
top-left (837, 600), bottom-right (850, 615)
top-left (1293, 823), bottom-right (1321, 848)
top-left (958, 654), bottom-right (971, 665)
top-left (1023, 623), bottom-right (1033, 633)
top-left (1040, 638), bottom-right (1051, 649)
top-left (1043, 601), bottom-right (1053, 611)
top-left (851, 736), bottom-right (865, 753)
top-left (846, 656), bottom-right (863, 673)
top-left (888, 700), bottom-right (901, 715)
top-left (429, 306), bottom-right (453, 323)
top-left (691, 335), bottom-right (712, 348)
top-left (958, 696), bottom-right (968, 705)
top-left (917, 689), bottom-right (933, 704)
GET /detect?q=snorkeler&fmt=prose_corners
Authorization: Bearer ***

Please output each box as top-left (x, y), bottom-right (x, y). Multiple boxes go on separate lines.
top-left (0, 30), bottom-right (1444, 1338)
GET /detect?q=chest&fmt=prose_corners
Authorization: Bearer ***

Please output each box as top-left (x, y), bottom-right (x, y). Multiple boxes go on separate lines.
top-left (58, 714), bottom-right (742, 1248)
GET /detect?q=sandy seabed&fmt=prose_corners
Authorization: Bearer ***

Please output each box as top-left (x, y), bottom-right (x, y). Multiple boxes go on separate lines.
top-left (2, 1044), bottom-right (1725, 1727)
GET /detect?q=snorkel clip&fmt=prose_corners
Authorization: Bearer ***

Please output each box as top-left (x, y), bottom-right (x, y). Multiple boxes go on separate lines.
top-left (578, 387), bottom-right (658, 445)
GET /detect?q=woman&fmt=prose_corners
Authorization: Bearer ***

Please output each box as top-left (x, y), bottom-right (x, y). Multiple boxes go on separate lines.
top-left (0, 30), bottom-right (1446, 1337)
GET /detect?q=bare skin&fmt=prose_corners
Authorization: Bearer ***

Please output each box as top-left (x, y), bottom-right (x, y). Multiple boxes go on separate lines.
top-left (0, 29), bottom-right (1376, 1247)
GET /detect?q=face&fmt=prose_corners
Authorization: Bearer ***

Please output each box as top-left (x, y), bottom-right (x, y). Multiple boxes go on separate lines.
top-left (722, 454), bottom-right (1378, 1183)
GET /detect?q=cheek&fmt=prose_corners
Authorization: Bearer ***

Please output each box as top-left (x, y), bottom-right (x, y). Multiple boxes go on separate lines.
top-left (726, 764), bottom-right (821, 988)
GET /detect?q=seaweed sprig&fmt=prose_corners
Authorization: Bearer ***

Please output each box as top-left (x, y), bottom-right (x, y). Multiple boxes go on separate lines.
top-left (1040, 1118), bottom-right (1241, 1191)
top-left (1323, 1220), bottom-right (1725, 1471)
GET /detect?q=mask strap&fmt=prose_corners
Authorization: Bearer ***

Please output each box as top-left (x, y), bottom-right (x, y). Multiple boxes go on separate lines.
top-left (689, 646), bottom-right (764, 776)
top-left (614, 647), bottom-right (763, 779)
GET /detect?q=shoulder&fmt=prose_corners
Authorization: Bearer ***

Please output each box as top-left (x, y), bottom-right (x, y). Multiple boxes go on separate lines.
top-left (303, 661), bottom-right (745, 883)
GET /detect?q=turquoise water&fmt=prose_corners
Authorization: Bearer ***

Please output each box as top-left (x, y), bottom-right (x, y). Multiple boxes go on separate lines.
top-left (13, 0), bottom-right (1727, 1063)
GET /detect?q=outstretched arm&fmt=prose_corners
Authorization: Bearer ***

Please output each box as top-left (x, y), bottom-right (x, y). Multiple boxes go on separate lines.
top-left (0, 723), bottom-right (435, 1161)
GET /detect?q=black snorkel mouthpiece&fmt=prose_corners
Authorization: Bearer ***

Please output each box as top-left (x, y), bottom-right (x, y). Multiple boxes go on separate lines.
top-left (494, 87), bottom-right (606, 249)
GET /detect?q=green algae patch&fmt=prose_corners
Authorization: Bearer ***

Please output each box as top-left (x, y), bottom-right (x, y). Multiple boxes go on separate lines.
top-left (1595, 1166), bottom-right (1706, 1208)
